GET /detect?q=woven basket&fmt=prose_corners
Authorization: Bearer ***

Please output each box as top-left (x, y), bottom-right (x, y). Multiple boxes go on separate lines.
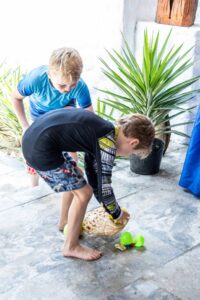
top-left (82, 206), bottom-right (128, 236)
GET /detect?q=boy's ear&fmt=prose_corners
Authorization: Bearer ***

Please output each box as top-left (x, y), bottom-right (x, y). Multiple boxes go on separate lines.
top-left (130, 138), bottom-right (139, 147)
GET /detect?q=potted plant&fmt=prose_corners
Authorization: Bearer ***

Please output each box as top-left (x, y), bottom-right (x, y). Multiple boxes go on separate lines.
top-left (97, 29), bottom-right (200, 174)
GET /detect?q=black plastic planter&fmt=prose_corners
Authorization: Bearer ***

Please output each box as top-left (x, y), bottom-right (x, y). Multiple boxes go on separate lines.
top-left (130, 138), bottom-right (164, 175)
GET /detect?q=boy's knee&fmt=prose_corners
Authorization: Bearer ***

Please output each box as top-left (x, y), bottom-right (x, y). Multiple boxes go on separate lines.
top-left (77, 184), bottom-right (93, 203)
top-left (83, 184), bottom-right (93, 200)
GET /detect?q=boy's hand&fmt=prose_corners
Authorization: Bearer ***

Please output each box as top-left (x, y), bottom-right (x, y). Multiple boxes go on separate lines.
top-left (115, 210), bottom-right (130, 225)
top-left (22, 125), bottom-right (29, 134)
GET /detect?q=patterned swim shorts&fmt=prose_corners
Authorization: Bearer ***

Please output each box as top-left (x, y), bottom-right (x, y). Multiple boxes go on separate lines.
top-left (36, 152), bottom-right (87, 192)
top-left (26, 164), bottom-right (37, 175)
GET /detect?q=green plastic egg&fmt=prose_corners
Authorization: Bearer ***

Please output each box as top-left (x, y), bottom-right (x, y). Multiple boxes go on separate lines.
top-left (133, 234), bottom-right (145, 247)
top-left (63, 224), bottom-right (68, 238)
top-left (119, 232), bottom-right (133, 246)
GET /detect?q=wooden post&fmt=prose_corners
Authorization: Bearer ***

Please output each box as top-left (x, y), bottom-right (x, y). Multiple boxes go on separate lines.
top-left (156, 0), bottom-right (198, 27)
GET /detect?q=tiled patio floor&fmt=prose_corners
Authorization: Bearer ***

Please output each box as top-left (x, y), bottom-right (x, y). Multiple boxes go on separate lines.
top-left (0, 142), bottom-right (200, 300)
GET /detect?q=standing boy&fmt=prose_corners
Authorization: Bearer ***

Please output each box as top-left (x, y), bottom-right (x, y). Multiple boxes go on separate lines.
top-left (12, 48), bottom-right (93, 230)
top-left (22, 108), bottom-right (155, 261)
top-left (12, 47), bottom-right (93, 187)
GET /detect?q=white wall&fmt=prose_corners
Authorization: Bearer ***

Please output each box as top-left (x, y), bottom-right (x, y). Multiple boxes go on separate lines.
top-left (0, 0), bottom-right (124, 67)
top-left (0, 0), bottom-right (161, 101)
top-left (1, 0), bottom-right (200, 128)
top-left (122, 0), bottom-right (157, 50)
top-left (0, 0), bottom-right (124, 101)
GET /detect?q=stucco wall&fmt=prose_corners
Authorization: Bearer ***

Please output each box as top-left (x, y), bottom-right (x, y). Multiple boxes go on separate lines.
top-left (1, 0), bottom-right (200, 131)
top-left (122, 0), bottom-right (157, 50)
top-left (0, 0), bottom-right (126, 106)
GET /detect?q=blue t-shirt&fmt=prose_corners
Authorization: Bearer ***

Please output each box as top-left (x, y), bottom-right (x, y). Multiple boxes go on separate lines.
top-left (17, 65), bottom-right (92, 119)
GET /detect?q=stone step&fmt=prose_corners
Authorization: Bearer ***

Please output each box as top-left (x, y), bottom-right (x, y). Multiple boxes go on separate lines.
top-left (0, 183), bottom-right (53, 212)
top-left (0, 152), bottom-right (24, 175)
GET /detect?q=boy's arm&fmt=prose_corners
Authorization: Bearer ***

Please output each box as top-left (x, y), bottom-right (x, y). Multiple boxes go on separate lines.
top-left (84, 149), bottom-right (122, 220)
top-left (99, 149), bottom-right (122, 219)
top-left (12, 68), bottom-right (40, 131)
top-left (76, 80), bottom-right (94, 111)
top-left (11, 89), bottom-right (29, 132)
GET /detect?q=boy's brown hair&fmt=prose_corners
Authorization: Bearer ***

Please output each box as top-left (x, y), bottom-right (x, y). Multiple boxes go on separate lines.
top-left (49, 47), bottom-right (83, 81)
top-left (118, 114), bottom-right (155, 158)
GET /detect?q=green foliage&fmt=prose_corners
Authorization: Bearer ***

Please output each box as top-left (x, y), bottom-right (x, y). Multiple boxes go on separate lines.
top-left (98, 29), bottom-right (200, 138)
top-left (96, 97), bottom-right (119, 121)
top-left (0, 64), bottom-right (28, 147)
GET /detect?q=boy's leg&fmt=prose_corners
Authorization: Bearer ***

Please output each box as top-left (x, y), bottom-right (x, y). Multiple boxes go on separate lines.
top-left (30, 173), bottom-right (39, 187)
top-left (26, 165), bottom-right (39, 187)
top-left (69, 152), bottom-right (78, 162)
top-left (63, 184), bottom-right (102, 261)
top-left (58, 191), bottom-right (73, 231)
top-left (58, 152), bottom-right (82, 230)
top-left (36, 152), bottom-right (100, 260)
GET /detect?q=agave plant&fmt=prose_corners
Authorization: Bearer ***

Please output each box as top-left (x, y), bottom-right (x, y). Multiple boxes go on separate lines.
top-left (98, 29), bottom-right (200, 148)
top-left (0, 64), bottom-right (28, 147)
top-left (96, 97), bottom-right (116, 121)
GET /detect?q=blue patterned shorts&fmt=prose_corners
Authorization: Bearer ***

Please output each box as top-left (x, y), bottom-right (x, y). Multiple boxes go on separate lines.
top-left (36, 152), bottom-right (87, 192)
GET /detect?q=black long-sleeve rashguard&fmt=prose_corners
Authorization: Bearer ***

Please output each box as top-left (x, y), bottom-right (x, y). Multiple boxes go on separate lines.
top-left (22, 108), bottom-right (121, 219)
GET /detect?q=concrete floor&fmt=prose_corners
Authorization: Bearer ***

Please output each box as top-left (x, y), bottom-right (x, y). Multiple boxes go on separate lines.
top-left (0, 142), bottom-right (200, 300)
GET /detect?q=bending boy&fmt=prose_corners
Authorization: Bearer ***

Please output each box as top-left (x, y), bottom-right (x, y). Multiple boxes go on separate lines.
top-left (22, 108), bottom-right (155, 261)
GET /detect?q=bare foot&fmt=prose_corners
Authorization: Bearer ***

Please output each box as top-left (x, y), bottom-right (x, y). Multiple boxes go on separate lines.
top-left (63, 244), bottom-right (102, 261)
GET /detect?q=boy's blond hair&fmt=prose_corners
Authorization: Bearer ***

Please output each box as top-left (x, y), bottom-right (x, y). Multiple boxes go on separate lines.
top-left (49, 47), bottom-right (83, 81)
top-left (118, 114), bottom-right (155, 158)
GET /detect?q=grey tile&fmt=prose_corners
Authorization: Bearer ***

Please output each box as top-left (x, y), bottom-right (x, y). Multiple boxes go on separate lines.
top-left (0, 143), bottom-right (199, 300)
top-left (107, 279), bottom-right (181, 300)
top-left (118, 187), bottom-right (200, 251)
top-left (152, 244), bottom-right (200, 300)
top-left (0, 184), bottom-right (53, 212)
top-left (0, 153), bottom-right (24, 175)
